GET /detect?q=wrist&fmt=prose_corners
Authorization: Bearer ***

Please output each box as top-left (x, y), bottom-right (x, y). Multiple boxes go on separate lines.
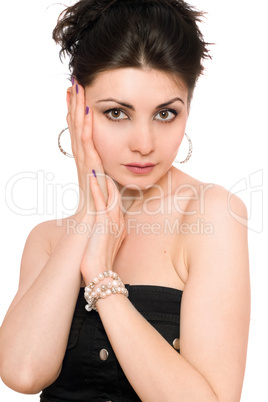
top-left (81, 265), bottom-right (107, 286)
top-left (84, 270), bottom-right (128, 312)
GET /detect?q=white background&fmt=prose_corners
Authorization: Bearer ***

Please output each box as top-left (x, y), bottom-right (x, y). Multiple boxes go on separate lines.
top-left (0, 0), bottom-right (267, 400)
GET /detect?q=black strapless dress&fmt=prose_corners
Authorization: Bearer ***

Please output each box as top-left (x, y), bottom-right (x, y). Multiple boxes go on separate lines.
top-left (40, 285), bottom-right (183, 402)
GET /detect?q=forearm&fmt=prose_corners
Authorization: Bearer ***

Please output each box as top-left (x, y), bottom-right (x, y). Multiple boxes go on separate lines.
top-left (97, 295), bottom-right (218, 402)
top-left (0, 222), bottom-right (90, 393)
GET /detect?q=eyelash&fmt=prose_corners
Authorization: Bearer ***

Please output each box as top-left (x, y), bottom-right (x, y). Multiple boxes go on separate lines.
top-left (103, 108), bottom-right (178, 124)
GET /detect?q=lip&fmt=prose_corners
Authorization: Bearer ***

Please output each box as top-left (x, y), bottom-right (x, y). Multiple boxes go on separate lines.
top-left (123, 163), bottom-right (156, 174)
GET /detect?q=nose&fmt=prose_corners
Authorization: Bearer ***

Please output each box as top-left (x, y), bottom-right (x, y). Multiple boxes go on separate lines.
top-left (129, 123), bottom-right (155, 155)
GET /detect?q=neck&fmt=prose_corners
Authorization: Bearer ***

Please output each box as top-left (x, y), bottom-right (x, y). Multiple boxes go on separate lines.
top-left (114, 166), bottom-right (179, 214)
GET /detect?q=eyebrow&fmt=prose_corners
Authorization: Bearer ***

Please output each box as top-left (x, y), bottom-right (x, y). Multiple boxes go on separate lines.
top-left (95, 97), bottom-right (185, 110)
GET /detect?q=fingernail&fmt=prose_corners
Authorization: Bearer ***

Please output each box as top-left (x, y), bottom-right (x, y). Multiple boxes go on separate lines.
top-left (76, 84), bottom-right (79, 94)
top-left (86, 106), bottom-right (90, 115)
top-left (92, 169), bottom-right (97, 178)
top-left (71, 76), bottom-right (75, 85)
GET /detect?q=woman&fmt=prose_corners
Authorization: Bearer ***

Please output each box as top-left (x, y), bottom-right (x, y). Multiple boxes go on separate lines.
top-left (0, 0), bottom-right (250, 401)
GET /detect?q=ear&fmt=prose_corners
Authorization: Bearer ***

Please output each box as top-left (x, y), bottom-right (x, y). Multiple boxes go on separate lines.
top-left (66, 87), bottom-right (72, 109)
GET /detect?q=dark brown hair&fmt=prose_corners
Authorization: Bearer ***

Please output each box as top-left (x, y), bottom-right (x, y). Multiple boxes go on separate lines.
top-left (53, 0), bottom-right (211, 102)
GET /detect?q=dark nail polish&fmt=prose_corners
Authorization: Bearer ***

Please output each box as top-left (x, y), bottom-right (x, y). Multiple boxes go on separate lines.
top-left (71, 76), bottom-right (75, 85)
top-left (86, 106), bottom-right (90, 115)
top-left (76, 84), bottom-right (79, 94)
top-left (92, 169), bottom-right (97, 178)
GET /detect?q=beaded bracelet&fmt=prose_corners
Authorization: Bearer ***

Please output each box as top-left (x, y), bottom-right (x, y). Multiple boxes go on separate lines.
top-left (84, 270), bottom-right (129, 312)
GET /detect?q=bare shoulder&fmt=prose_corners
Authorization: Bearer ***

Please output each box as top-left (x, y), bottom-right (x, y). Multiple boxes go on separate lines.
top-left (170, 167), bottom-right (247, 223)
top-left (2, 218), bottom-right (67, 318)
top-left (197, 181), bottom-right (247, 223)
top-left (170, 168), bottom-right (249, 269)
top-left (197, 182), bottom-right (248, 238)
top-left (27, 216), bottom-right (75, 255)
top-left (183, 179), bottom-right (248, 273)
top-left (18, 217), bottom-right (74, 290)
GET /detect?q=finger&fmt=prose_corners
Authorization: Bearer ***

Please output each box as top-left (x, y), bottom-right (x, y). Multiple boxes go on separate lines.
top-left (106, 178), bottom-right (124, 226)
top-left (81, 106), bottom-right (108, 203)
top-left (74, 83), bottom-right (86, 142)
top-left (97, 171), bottom-right (109, 205)
top-left (106, 177), bottom-right (120, 213)
top-left (81, 105), bottom-right (93, 143)
top-left (67, 81), bottom-right (78, 153)
top-left (69, 79), bottom-right (86, 154)
top-left (81, 106), bottom-right (98, 161)
top-left (89, 171), bottom-right (108, 214)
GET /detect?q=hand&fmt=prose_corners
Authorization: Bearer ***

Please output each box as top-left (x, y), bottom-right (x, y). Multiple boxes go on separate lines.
top-left (80, 173), bottom-right (126, 284)
top-left (66, 78), bottom-right (108, 218)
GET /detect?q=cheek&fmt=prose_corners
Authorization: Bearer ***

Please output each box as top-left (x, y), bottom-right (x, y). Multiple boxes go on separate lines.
top-left (92, 125), bottom-right (120, 163)
top-left (160, 130), bottom-right (185, 160)
top-left (92, 124), bottom-right (106, 155)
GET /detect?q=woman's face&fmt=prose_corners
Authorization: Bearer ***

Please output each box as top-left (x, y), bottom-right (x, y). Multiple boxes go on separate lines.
top-left (85, 68), bottom-right (189, 190)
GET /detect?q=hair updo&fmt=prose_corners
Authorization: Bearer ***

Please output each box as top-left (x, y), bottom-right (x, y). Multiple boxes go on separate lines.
top-left (53, 0), bottom-right (211, 102)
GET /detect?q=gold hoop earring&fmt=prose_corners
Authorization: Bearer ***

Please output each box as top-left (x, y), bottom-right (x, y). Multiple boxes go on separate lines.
top-left (175, 133), bottom-right (193, 164)
top-left (58, 127), bottom-right (74, 158)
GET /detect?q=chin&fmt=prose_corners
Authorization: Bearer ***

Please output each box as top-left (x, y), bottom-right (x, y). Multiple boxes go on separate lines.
top-left (104, 165), bottom-right (169, 191)
top-left (109, 175), bottom-right (160, 193)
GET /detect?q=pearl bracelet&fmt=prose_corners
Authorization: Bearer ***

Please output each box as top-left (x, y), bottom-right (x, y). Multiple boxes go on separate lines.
top-left (84, 270), bottom-right (129, 312)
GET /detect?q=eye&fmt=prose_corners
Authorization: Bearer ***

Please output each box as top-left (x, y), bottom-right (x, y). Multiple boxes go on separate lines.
top-left (104, 108), bottom-right (129, 122)
top-left (154, 109), bottom-right (178, 123)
